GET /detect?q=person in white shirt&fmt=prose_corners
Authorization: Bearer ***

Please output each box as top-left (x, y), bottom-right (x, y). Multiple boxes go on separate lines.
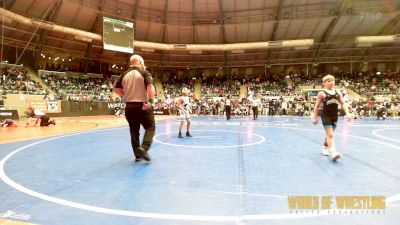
top-left (251, 94), bottom-right (261, 120)
top-left (225, 96), bottom-right (232, 120)
top-left (26, 107), bottom-right (56, 127)
top-left (281, 100), bottom-right (288, 116)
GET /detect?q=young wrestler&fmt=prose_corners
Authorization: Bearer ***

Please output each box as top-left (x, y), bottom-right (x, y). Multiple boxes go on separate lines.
top-left (312, 75), bottom-right (351, 161)
top-left (1, 119), bottom-right (18, 127)
top-left (176, 87), bottom-right (195, 138)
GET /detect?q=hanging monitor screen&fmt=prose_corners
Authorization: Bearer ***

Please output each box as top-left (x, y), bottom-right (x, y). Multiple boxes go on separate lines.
top-left (103, 16), bottom-right (134, 53)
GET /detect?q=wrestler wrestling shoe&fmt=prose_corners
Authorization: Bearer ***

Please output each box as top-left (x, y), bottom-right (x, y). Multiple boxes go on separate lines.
top-left (330, 151), bottom-right (341, 161)
top-left (321, 146), bottom-right (330, 156)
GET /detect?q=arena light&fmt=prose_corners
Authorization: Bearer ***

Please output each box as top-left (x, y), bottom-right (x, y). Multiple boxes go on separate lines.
top-left (124, 39), bottom-right (313, 52)
top-left (355, 35), bottom-right (396, 45)
top-left (280, 39), bottom-right (314, 47)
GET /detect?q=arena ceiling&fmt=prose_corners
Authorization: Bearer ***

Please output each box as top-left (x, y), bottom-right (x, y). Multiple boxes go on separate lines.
top-left (1, 0), bottom-right (400, 69)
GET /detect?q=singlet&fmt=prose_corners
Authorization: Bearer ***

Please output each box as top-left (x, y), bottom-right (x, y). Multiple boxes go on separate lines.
top-left (321, 90), bottom-right (339, 117)
top-left (182, 96), bottom-right (190, 110)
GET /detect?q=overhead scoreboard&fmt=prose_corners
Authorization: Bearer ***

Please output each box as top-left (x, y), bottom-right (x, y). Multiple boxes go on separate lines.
top-left (103, 16), bottom-right (134, 53)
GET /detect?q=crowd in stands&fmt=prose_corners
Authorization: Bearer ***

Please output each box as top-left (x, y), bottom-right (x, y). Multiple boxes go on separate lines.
top-left (1, 64), bottom-right (399, 119)
top-left (40, 73), bottom-right (117, 102)
top-left (153, 94), bottom-right (315, 118)
top-left (0, 66), bottom-right (46, 95)
top-left (155, 70), bottom-right (399, 119)
top-left (290, 71), bottom-right (399, 99)
top-left (162, 81), bottom-right (195, 99)
top-left (201, 79), bottom-right (241, 97)
top-left (153, 92), bottom-right (399, 119)
top-left (339, 72), bottom-right (399, 100)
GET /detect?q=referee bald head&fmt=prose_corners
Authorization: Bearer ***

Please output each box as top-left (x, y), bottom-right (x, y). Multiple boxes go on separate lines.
top-left (130, 54), bottom-right (145, 69)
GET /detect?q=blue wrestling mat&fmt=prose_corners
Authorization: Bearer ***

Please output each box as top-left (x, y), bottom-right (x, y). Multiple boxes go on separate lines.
top-left (1, 116), bottom-right (399, 225)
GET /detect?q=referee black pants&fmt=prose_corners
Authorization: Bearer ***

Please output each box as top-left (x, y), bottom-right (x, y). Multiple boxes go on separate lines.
top-left (225, 105), bottom-right (231, 120)
top-left (252, 106), bottom-right (258, 120)
top-left (125, 102), bottom-right (155, 158)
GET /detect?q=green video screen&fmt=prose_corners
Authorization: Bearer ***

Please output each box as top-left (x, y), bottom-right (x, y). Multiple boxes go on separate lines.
top-left (103, 16), bottom-right (134, 53)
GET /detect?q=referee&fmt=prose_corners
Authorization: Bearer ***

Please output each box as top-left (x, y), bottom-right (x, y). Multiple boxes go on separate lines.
top-left (225, 95), bottom-right (231, 120)
top-left (114, 54), bottom-right (155, 162)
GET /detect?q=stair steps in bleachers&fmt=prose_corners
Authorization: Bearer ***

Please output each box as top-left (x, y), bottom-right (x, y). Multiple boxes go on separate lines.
top-left (194, 80), bottom-right (202, 98)
top-left (154, 78), bottom-right (165, 100)
top-left (240, 84), bottom-right (247, 98)
top-left (24, 67), bottom-right (55, 96)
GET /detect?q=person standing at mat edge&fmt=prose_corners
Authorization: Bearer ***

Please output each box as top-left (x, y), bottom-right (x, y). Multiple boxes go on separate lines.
top-left (225, 95), bottom-right (231, 120)
top-left (114, 54), bottom-right (155, 162)
top-left (312, 74), bottom-right (351, 161)
top-left (251, 94), bottom-right (261, 120)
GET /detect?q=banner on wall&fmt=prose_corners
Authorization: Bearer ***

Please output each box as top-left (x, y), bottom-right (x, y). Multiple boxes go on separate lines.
top-left (27, 100), bottom-right (62, 113)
